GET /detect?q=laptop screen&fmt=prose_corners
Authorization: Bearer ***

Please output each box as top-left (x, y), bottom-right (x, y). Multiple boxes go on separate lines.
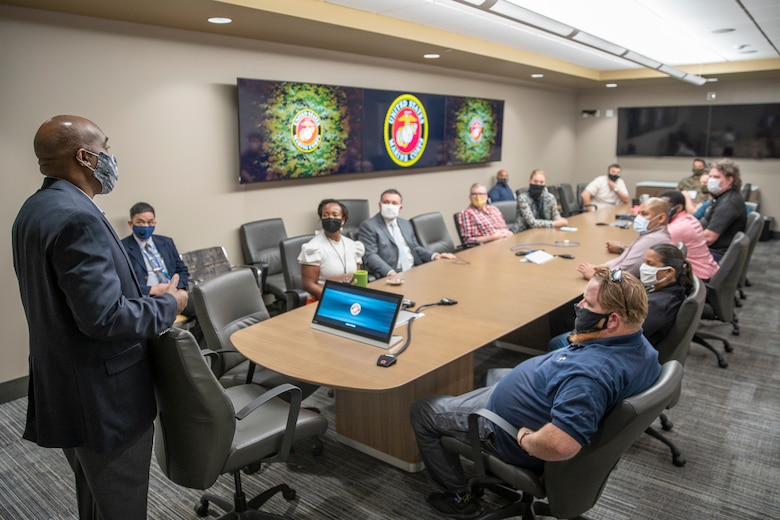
top-left (311, 281), bottom-right (404, 345)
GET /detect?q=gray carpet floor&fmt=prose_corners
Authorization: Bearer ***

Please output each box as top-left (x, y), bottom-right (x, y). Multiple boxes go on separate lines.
top-left (1, 239), bottom-right (779, 519)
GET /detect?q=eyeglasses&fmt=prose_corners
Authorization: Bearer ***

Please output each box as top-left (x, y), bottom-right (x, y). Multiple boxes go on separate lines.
top-left (609, 268), bottom-right (630, 315)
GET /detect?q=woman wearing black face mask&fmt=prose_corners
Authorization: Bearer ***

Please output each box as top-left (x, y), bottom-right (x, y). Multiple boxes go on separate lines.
top-left (298, 198), bottom-right (365, 300)
top-left (508, 169), bottom-right (568, 233)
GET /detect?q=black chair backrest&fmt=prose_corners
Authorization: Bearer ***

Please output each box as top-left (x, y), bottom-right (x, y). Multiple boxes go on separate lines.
top-left (740, 182), bottom-right (752, 201)
top-left (340, 199), bottom-right (370, 240)
top-left (655, 276), bottom-right (706, 365)
top-left (738, 211), bottom-right (762, 288)
top-left (193, 269), bottom-right (269, 374)
top-left (453, 212), bottom-right (468, 248)
top-left (280, 234), bottom-right (314, 291)
top-left (492, 200), bottom-right (517, 227)
top-left (239, 218), bottom-right (288, 280)
top-left (576, 182), bottom-right (589, 207)
top-left (557, 183), bottom-right (581, 217)
top-left (543, 361), bottom-right (683, 518)
top-left (150, 328), bottom-right (235, 490)
top-left (706, 232), bottom-right (749, 321)
top-left (410, 212), bottom-right (456, 254)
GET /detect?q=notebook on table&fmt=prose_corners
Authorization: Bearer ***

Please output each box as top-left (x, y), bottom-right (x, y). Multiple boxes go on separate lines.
top-left (311, 280), bottom-right (416, 349)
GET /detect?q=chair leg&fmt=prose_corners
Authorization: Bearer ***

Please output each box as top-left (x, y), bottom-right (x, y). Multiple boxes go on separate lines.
top-left (692, 334), bottom-right (729, 368)
top-left (644, 426), bottom-right (686, 467)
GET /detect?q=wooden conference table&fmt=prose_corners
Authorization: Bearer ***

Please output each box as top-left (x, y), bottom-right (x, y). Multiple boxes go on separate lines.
top-left (232, 205), bottom-right (636, 471)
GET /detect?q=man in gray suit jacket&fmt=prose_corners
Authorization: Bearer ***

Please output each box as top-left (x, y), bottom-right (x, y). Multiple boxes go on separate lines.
top-left (359, 189), bottom-right (455, 280)
top-left (12, 115), bottom-right (188, 519)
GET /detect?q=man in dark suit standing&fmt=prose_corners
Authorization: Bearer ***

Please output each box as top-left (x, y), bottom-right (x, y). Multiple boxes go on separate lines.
top-left (12, 115), bottom-right (188, 519)
top-left (359, 189), bottom-right (455, 281)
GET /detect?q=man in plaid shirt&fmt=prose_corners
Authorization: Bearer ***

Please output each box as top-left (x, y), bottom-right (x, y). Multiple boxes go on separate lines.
top-left (456, 183), bottom-right (513, 246)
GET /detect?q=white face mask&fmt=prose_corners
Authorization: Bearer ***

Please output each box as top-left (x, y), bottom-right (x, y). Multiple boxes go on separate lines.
top-left (639, 263), bottom-right (672, 287)
top-left (381, 203), bottom-right (400, 220)
top-left (707, 176), bottom-right (723, 195)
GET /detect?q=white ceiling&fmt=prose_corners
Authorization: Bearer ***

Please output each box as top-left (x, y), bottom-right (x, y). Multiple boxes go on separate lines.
top-left (2, 0), bottom-right (779, 88)
top-left (325, 0), bottom-right (780, 73)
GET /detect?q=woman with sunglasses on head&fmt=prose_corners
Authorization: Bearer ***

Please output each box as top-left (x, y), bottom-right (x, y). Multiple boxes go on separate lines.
top-left (551, 243), bottom-right (693, 350)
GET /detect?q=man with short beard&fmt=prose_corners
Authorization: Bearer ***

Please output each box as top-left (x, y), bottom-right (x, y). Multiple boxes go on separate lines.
top-left (411, 268), bottom-right (661, 519)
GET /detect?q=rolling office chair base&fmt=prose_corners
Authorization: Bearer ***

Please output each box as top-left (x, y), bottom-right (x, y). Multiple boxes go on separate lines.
top-left (196, 471), bottom-right (296, 520)
top-left (692, 333), bottom-right (729, 368)
top-left (644, 426), bottom-right (686, 467)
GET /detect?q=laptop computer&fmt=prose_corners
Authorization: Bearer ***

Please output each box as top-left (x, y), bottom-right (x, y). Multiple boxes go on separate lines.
top-left (311, 280), bottom-right (414, 349)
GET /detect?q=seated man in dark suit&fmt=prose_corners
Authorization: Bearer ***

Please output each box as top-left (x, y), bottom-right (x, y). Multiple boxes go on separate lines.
top-left (359, 189), bottom-right (455, 281)
top-left (121, 202), bottom-right (192, 315)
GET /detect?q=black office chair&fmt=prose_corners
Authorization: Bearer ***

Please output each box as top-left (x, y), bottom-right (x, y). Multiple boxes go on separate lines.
top-left (645, 276), bottom-right (706, 466)
top-left (442, 361), bottom-right (683, 520)
top-left (557, 183), bottom-right (595, 216)
top-left (740, 182), bottom-right (752, 202)
top-left (410, 211), bottom-right (458, 254)
top-left (239, 218), bottom-right (288, 315)
top-left (736, 211), bottom-right (762, 303)
top-left (339, 199), bottom-right (370, 240)
top-left (193, 268), bottom-right (319, 402)
top-left (692, 232), bottom-right (750, 368)
top-left (279, 234), bottom-right (314, 311)
top-left (182, 246), bottom-right (261, 289)
top-left (150, 328), bottom-right (328, 520)
top-left (576, 182), bottom-right (589, 208)
top-left (492, 200), bottom-right (517, 228)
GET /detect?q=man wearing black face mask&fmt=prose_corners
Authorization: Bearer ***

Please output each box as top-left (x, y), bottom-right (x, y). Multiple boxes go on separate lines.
top-left (509, 169), bottom-right (568, 233)
top-left (12, 115), bottom-right (188, 519)
top-left (411, 268), bottom-right (661, 518)
top-left (581, 163), bottom-right (630, 210)
top-left (487, 169), bottom-right (514, 202)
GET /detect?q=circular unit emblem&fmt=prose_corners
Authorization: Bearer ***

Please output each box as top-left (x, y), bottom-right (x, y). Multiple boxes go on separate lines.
top-left (384, 94), bottom-right (428, 167)
top-left (468, 117), bottom-right (484, 144)
top-left (350, 303), bottom-right (362, 316)
top-left (291, 109), bottom-right (322, 153)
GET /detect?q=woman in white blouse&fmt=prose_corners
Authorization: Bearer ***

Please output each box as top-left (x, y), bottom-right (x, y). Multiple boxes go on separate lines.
top-left (299, 199), bottom-right (365, 300)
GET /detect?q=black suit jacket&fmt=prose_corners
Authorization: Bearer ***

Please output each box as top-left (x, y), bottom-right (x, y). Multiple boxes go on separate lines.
top-left (12, 178), bottom-right (178, 452)
top-left (121, 234), bottom-right (189, 296)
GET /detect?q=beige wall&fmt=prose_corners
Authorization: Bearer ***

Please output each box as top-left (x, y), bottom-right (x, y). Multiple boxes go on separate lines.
top-left (0, 6), bottom-right (578, 385)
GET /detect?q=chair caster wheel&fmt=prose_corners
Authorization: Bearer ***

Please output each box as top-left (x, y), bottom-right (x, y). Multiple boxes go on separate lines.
top-left (662, 420), bottom-right (674, 432)
top-left (724, 342), bottom-right (734, 352)
top-left (673, 455), bottom-right (686, 467)
top-left (195, 500), bottom-right (209, 517)
top-left (283, 488), bottom-right (297, 501)
top-left (311, 438), bottom-right (324, 456)
top-left (718, 359), bottom-right (729, 368)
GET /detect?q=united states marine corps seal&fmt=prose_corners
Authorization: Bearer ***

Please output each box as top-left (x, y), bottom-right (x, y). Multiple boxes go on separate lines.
top-left (384, 94), bottom-right (428, 167)
top-left (291, 109), bottom-right (322, 153)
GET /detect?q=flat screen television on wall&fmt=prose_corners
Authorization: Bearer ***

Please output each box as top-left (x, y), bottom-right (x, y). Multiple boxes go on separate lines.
top-left (616, 103), bottom-right (780, 159)
top-left (236, 78), bottom-right (504, 184)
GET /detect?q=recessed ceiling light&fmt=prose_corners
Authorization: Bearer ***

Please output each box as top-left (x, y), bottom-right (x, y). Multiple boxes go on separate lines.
top-left (712, 28), bottom-right (735, 34)
top-left (208, 17), bottom-right (232, 24)
top-left (531, 73), bottom-right (544, 78)
top-left (606, 83), bottom-right (618, 88)
top-left (423, 53), bottom-right (441, 59)
top-left (706, 78), bottom-right (719, 83)
top-left (738, 49), bottom-right (758, 54)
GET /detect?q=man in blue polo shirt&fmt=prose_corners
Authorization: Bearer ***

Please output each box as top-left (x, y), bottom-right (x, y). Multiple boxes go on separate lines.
top-left (410, 268), bottom-right (662, 519)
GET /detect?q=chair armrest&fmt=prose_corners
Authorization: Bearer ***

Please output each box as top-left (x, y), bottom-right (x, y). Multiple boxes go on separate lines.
top-left (468, 408), bottom-right (518, 481)
top-left (234, 383), bottom-right (303, 463)
top-left (285, 289), bottom-right (308, 311)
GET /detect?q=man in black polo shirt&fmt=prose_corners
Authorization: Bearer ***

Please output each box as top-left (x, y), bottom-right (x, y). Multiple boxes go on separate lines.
top-left (700, 158), bottom-right (747, 262)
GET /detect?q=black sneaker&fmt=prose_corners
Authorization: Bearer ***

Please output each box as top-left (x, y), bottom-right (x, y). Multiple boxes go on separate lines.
top-left (426, 491), bottom-right (482, 519)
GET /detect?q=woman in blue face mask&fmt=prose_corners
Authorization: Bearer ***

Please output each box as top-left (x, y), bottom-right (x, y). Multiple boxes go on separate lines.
top-left (552, 243), bottom-right (692, 350)
top-left (298, 199), bottom-right (365, 301)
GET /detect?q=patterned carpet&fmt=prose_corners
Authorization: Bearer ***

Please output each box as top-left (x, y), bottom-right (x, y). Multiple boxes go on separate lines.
top-left (1, 240), bottom-right (779, 520)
